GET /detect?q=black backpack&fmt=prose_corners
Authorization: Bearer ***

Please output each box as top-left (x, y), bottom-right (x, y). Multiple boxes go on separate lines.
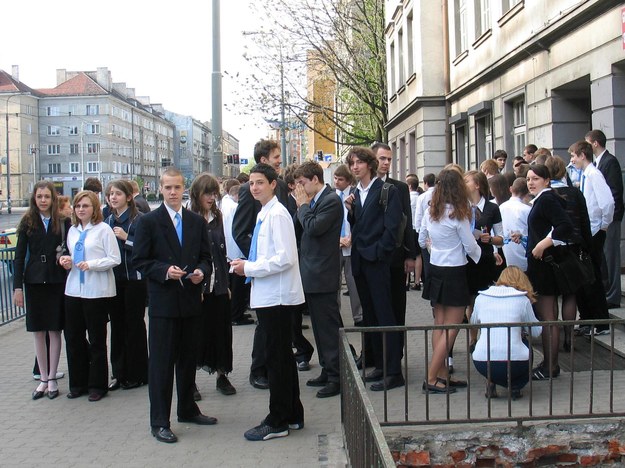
top-left (379, 182), bottom-right (407, 249)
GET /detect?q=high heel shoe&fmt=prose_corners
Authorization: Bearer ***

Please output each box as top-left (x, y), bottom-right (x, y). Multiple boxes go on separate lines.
top-left (32, 380), bottom-right (48, 400)
top-left (47, 378), bottom-right (59, 400)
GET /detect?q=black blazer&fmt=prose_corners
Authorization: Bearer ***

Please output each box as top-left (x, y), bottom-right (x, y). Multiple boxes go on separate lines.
top-left (526, 190), bottom-right (573, 256)
top-left (205, 214), bottom-right (229, 296)
top-left (232, 178), bottom-right (289, 257)
top-left (597, 150), bottom-right (624, 222)
top-left (134, 195), bottom-right (151, 214)
top-left (349, 178), bottom-right (403, 274)
top-left (13, 217), bottom-right (71, 288)
top-left (296, 185), bottom-right (343, 293)
top-left (385, 177), bottom-right (417, 267)
top-left (132, 204), bottom-right (212, 318)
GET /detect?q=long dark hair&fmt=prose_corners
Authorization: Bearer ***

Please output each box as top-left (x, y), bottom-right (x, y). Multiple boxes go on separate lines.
top-left (18, 181), bottom-right (61, 236)
top-left (189, 173), bottom-right (222, 223)
top-left (430, 169), bottom-right (471, 222)
top-left (108, 179), bottom-right (139, 221)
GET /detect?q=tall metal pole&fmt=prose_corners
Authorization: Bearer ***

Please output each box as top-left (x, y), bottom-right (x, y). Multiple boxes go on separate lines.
top-left (211, 0), bottom-right (223, 177)
top-left (5, 111), bottom-right (10, 213)
top-left (80, 121), bottom-right (85, 190)
top-left (279, 45), bottom-right (287, 161)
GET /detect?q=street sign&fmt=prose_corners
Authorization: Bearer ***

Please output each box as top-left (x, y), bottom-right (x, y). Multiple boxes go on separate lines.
top-left (324, 154), bottom-right (332, 162)
top-left (240, 158), bottom-right (248, 165)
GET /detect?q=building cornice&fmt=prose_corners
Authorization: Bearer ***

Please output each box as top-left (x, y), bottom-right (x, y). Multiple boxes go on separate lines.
top-left (386, 95), bottom-right (446, 129)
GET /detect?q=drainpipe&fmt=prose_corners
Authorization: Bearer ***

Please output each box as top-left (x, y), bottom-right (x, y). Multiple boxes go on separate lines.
top-left (442, 0), bottom-right (452, 164)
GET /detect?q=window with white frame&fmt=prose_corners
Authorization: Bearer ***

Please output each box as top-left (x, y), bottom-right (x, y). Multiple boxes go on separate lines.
top-left (69, 125), bottom-right (79, 136)
top-left (48, 163), bottom-right (61, 174)
top-left (455, 0), bottom-right (468, 55)
top-left (86, 105), bottom-right (99, 116)
top-left (502, 0), bottom-right (521, 12)
top-left (389, 41), bottom-right (396, 95)
top-left (87, 143), bottom-right (100, 154)
top-left (513, 98), bottom-right (526, 157)
top-left (47, 126), bottom-right (60, 136)
top-left (475, 114), bottom-right (493, 163)
top-left (47, 144), bottom-right (61, 155)
top-left (86, 124), bottom-right (100, 135)
top-left (46, 106), bottom-right (60, 117)
top-left (407, 13), bottom-right (414, 77)
top-left (455, 123), bottom-right (468, 169)
top-left (398, 28), bottom-right (405, 86)
top-left (475, 0), bottom-right (491, 36)
top-left (87, 161), bottom-right (100, 173)
top-left (69, 143), bottom-right (79, 155)
top-left (69, 162), bottom-right (80, 174)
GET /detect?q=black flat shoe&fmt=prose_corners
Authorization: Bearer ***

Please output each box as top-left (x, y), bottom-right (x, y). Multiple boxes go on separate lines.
top-left (66, 390), bottom-right (86, 399)
top-left (151, 426), bottom-right (177, 443)
top-left (306, 374), bottom-right (328, 387)
top-left (216, 375), bottom-right (236, 395)
top-left (88, 392), bottom-right (105, 402)
top-left (178, 413), bottom-right (218, 425)
top-left (364, 369), bottom-right (384, 382)
top-left (249, 374), bottom-right (269, 390)
top-left (121, 381), bottom-right (144, 390)
top-left (316, 381), bottom-right (340, 398)
top-left (32, 380), bottom-right (48, 400)
top-left (437, 377), bottom-right (467, 388)
top-left (370, 374), bottom-right (405, 392)
top-left (422, 380), bottom-right (456, 394)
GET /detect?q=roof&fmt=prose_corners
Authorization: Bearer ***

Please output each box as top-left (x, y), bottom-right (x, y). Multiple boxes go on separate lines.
top-left (37, 72), bottom-right (108, 97)
top-left (0, 69), bottom-right (41, 95)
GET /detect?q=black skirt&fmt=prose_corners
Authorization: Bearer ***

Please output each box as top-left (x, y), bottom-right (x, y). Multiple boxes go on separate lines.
top-left (527, 249), bottom-right (560, 296)
top-left (422, 264), bottom-right (470, 307)
top-left (466, 251), bottom-right (497, 295)
top-left (196, 292), bottom-right (233, 374)
top-left (25, 283), bottom-right (65, 332)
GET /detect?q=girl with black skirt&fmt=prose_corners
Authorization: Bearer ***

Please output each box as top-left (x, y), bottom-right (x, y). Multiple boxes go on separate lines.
top-left (419, 169), bottom-right (481, 393)
top-left (525, 164), bottom-right (574, 380)
top-left (189, 173), bottom-right (236, 397)
top-left (14, 181), bottom-right (71, 400)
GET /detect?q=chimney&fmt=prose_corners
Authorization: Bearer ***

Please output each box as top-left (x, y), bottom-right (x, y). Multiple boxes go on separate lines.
top-left (11, 65), bottom-right (19, 82)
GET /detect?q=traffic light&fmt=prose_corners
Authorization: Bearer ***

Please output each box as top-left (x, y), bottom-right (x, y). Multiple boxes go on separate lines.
top-left (233, 154), bottom-right (239, 164)
top-left (317, 150), bottom-right (323, 161)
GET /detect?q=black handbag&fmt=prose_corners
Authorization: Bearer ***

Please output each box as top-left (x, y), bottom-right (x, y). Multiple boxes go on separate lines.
top-left (544, 246), bottom-right (595, 295)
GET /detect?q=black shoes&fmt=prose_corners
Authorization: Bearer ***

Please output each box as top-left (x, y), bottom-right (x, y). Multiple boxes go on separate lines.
top-left (249, 374), bottom-right (270, 390)
top-left (151, 426), bottom-right (178, 443)
top-left (108, 379), bottom-right (121, 391)
top-left (88, 392), bottom-right (105, 402)
top-left (607, 302), bottom-right (621, 309)
top-left (216, 375), bottom-right (236, 395)
top-left (178, 413), bottom-right (218, 425)
top-left (232, 317), bottom-right (255, 326)
top-left (32, 380), bottom-right (47, 400)
top-left (306, 374), bottom-right (328, 387)
top-left (370, 374), bottom-right (405, 392)
top-left (193, 384), bottom-right (202, 401)
top-left (364, 369), bottom-right (383, 382)
top-left (316, 381), bottom-right (340, 398)
top-left (296, 361), bottom-right (310, 372)
top-left (66, 389), bottom-right (87, 399)
top-left (122, 381), bottom-right (145, 390)
top-left (532, 363), bottom-right (561, 381)
top-left (47, 378), bottom-right (59, 399)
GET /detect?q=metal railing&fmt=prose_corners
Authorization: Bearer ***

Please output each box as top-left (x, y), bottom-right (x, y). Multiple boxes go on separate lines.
top-left (0, 247), bottom-right (23, 325)
top-left (340, 319), bottom-right (625, 461)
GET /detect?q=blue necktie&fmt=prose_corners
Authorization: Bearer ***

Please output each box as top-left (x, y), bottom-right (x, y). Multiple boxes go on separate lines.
top-left (471, 205), bottom-right (477, 231)
top-left (73, 229), bottom-right (88, 284)
top-left (340, 192), bottom-right (346, 237)
top-left (245, 219), bottom-right (262, 284)
top-left (43, 218), bottom-right (50, 232)
top-left (581, 175), bottom-right (586, 194)
top-left (310, 198), bottom-right (316, 209)
top-left (175, 212), bottom-right (182, 245)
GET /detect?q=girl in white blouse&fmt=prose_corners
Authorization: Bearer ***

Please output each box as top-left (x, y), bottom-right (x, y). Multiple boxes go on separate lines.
top-left (419, 169), bottom-right (481, 394)
top-left (59, 191), bottom-right (120, 402)
top-left (471, 266), bottom-right (542, 399)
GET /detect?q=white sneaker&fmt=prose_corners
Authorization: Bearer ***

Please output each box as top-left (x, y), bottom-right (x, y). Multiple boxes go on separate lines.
top-left (33, 371), bottom-right (64, 380)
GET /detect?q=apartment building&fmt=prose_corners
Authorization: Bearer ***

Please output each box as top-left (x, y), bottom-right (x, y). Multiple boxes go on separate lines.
top-left (386, 0), bottom-right (625, 176)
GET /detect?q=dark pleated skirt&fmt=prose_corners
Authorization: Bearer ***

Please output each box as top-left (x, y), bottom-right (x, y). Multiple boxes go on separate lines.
top-left (197, 292), bottom-right (233, 374)
top-left (422, 264), bottom-right (470, 307)
top-left (527, 255), bottom-right (559, 296)
top-left (25, 283), bottom-right (65, 332)
top-left (466, 252), bottom-right (497, 295)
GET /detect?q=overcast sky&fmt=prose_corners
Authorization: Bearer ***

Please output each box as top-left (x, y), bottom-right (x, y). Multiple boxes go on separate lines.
top-left (0, 0), bottom-right (267, 157)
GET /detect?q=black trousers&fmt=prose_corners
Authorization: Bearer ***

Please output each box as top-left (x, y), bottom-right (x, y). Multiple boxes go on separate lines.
top-left (109, 280), bottom-right (148, 385)
top-left (256, 305), bottom-right (304, 427)
top-left (354, 259), bottom-right (402, 376)
top-left (576, 230), bottom-right (610, 323)
top-left (64, 296), bottom-right (112, 395)
top-left (292, 303), bottom-right (314, 364)
top-left (148, 315), bottom-right (201, 428)
top-left (229, 272), bottom-right (250, 322)
top-left (390, 265), bottom-right (407, 355)
top-left (306, 292), bottom-right (342, 382)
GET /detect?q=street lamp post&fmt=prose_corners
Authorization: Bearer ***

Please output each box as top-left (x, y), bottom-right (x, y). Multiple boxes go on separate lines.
top-left (3, 93), bottom-right (22, 214)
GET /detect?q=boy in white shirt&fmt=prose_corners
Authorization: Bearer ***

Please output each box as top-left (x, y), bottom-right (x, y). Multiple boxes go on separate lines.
top-left (498, 178), bottom-right (531, 271)
top-left (231, 163), bottom-right (305, 441)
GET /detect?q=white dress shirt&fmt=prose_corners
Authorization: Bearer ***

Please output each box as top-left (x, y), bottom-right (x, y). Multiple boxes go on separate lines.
top-left (581, 163), bottom-right (614, 235)
top-left (65, 221), bottom-right (121, 298)
top-left (414, 187), bottom-right (434, 232)
top-left (243, 196), bottom-right (305, 308)
top-left (498, 196), bottom-right (531, 271)
top-left (419, 204), bottom-right (481, 267)
top-left (336, 187), bottom-right (353, 256)
top-left (471, 285), bottom-right (542, 361)
top-left (409, 190), bottom-right (418, 227)
top-left (356, 176), bottom-right (378, 206)
top-left (221, 194), bottom-right (244, 260)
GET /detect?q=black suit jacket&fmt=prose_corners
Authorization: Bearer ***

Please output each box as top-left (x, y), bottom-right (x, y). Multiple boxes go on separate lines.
top-left (132, 204), bottom-right (212, 318)
top-left (385, 177), bottom-right (417, 267)
top-left (349, 178), bottom-right (403, 274)
top-left (232, 178), bottom-right (289, 257)
top-left (296, 185), bottom-right (343, 293)
top-left (13, 217), bottom-right (71, 287)
top-left (597, 150), bottom-right (624, 222)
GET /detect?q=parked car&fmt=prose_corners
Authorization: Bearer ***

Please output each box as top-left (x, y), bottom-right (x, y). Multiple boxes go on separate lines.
top-left (0, 227), bottom-right (17, 275)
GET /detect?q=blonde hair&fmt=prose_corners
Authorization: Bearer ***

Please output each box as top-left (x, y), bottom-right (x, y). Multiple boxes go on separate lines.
top-left (496, 266), bottom-right (536, 303)
top-left (72, 190), bottom-right (103, 226)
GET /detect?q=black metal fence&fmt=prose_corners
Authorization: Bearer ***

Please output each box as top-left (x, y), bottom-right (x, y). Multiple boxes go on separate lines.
top-left (340, 319), bottom-right (625, 463)
top-left (0, 247), bottom-right (23, 325)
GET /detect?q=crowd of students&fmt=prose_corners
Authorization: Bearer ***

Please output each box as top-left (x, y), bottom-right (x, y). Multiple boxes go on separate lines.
top-left (15, 130), bottom-right (623, 442)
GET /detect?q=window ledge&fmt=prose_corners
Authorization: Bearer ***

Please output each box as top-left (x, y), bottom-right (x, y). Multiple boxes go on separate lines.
top-left (498, 1), bottom-right (524, 28)
top-left (397, 84), bottom-right (406, 96)
top-left (472, 29), bottom-right (492, 50)
top-left (390, 93), bottom-right (398, 103)
top-left (452, 50), bottom-right (469, 66)
top-left (406, 73), bottom-right (417, 85)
